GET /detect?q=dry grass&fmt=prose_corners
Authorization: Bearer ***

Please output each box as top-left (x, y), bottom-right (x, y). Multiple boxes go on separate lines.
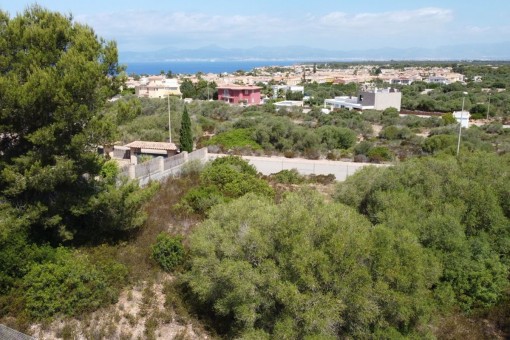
top-left (433, 313), bottom-right (503, 340)
top-left (30, 279), bottom-right (206, 339)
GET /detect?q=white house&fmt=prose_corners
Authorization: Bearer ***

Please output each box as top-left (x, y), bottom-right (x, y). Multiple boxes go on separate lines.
top-left (324, 96), bottom-right (365, 110)
top-left (453, 110), bottom-right (471, 128)
top-left (324, 88), bottom-right (402, 111)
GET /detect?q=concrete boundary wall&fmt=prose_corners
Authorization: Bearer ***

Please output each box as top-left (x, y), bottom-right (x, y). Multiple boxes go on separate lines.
top-left (188, 148), bottom-right (207, 161)
top-left (134, 157), bottom-right (161, 177)
top-left (113, 146), bottom-right (129, 159)
top-left (164, 152), bottom-right (187, 170)
top-left (120, 148), bottom-right (209, 186)
top-left (119, 147), bottom-right (387, 186)
top-left (208, 153), bottom-right (388, 182)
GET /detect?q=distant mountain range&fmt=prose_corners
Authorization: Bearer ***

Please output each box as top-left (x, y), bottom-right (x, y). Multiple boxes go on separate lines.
top-left (120, 42), bottom-right (510, 62)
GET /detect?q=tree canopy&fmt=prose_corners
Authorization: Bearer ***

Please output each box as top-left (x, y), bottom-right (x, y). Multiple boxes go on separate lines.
top-left (335, 152), bottom-right (510, 312)
top-left (0, 5), bottom-right (161, 246)
top-left (184, 191), bottom-right (440, 338)
top-left (0, 6), bottom-right (132, 243)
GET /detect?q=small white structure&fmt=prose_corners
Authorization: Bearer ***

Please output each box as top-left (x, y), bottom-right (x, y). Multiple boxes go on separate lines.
top-left (274, 100), bottom-right (304, 111)
top-left (390, 78), bottom-right (414, 85)
top-left (453, 111), bottom-right (471, 128)
top-left (426, 76), bottom-right (449, 85)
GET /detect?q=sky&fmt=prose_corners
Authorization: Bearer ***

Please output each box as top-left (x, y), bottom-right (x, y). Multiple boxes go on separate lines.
top-left (1, 1), bottom-right (509, 53)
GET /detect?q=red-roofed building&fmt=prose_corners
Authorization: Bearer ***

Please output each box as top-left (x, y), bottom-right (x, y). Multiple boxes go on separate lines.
top-left (217, 84), bottom-right (261, 105)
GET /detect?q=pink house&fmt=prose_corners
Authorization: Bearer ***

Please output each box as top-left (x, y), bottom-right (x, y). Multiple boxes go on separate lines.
top-left (217, 84), bottom-right (261, 105)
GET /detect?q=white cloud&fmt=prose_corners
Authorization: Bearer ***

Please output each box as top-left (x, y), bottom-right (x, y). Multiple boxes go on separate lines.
top-left (466, 26), bottom-right (490, 34)
top-left (74, 7), bottom-right (469, 51)
top-left (319, 7), bottom-right (453, 28)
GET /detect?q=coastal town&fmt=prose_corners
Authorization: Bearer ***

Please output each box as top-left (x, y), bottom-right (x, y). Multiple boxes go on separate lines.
top-left (127, 64), bottom-right (466, 104)
top-left (3, 2), bottom-right (510, 340)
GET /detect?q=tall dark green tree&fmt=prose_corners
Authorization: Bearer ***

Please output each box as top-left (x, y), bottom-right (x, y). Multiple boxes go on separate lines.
top-left (179, 105), bottom-right (193, 152)
top-left (179, 78), bottom-right (196, 98)
top-left (0, 6), bottom-right (148, 243)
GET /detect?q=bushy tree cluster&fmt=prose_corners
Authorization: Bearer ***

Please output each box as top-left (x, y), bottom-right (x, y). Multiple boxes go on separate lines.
top-left (179, 156), bottom-right (274, 215)
top-left (335, 152), bottom-right (510, 312)
top-left (180, 78), bottom-right (217, 100)
top-left (184, 191), bottom-right (440, 338)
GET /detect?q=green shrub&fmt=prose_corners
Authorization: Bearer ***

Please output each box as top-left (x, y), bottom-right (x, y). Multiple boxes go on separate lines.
top-left (422, 135), bottom-right (457, 154)
top-left (367, 146), bottom-right (393, 162)
top-left (205, 128), bottom-right (262, 150)
top-left (151, 233), bottom-right (185, 272)
top-left (22, 248), bottom-right (127, 319)
top-left (180, 185), bottom-right (226, 215)
top-left (303, 147), bottom-right (321, 160)
top-left (442, 112), bottom-right (457, 125)
top-left (209, 155), bottom-right (258, 176)
top-left (353, 141), bottom-right (373, 156)
top-left (379, 126), bottom-right (413, 140)
top-left (317, 125), bottom-right (357, 150)
top-left (271, 169), bottom-right (305, 184)
top-left (283, 150), bottom-right (296, 158)
top-left (379, 125), bottom-right (400, 140)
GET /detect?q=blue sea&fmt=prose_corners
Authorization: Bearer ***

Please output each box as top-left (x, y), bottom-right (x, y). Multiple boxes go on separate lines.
top-left (123, 60), bottom-right (302, 75)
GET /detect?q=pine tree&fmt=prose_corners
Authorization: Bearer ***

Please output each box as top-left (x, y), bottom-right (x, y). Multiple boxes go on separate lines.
top-left (179, 105), bottom-right (193, 152)
top-left (0, 6), bottom-right (151, 243)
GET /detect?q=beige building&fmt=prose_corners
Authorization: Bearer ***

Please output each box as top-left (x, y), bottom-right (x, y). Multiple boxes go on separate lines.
top-left (135, 77), bottom-right (181, 98)
top-left (359, 88), bottom-right (402, 111)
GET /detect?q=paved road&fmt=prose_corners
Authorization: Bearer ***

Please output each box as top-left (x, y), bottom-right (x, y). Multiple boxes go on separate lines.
top-left (209, 154), bottom-right (387, 181)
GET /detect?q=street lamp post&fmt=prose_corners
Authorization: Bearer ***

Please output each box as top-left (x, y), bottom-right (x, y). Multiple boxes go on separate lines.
top-left (456, 92), bottom-right (468, 156)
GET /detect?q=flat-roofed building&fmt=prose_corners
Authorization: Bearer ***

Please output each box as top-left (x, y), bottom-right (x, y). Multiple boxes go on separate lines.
top-left (324, 87), bottom-right (401, 111)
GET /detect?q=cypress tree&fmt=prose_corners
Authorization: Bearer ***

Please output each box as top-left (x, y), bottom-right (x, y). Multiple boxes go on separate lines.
top-left (179, 105), bottom-right (193, 152)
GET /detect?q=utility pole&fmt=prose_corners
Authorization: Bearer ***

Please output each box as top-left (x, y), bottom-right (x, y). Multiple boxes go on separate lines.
top-left (167, 94), bottom-right (171, 143)
top-left (487, 92), bottom-right (491, 120)
top-left (456, 92), bottom-right (467, 156)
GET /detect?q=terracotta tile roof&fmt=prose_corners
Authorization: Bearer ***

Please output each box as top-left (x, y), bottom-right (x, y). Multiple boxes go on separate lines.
top-left (124, 141), bottom-right (177, 150)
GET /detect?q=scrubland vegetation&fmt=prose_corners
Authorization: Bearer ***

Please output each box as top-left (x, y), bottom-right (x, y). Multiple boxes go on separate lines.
top-left (2, 6), bottom-right (510, 339)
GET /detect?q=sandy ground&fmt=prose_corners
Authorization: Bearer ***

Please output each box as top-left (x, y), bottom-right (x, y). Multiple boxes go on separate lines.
top-left (30, 278), bottom-right (205, 340)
